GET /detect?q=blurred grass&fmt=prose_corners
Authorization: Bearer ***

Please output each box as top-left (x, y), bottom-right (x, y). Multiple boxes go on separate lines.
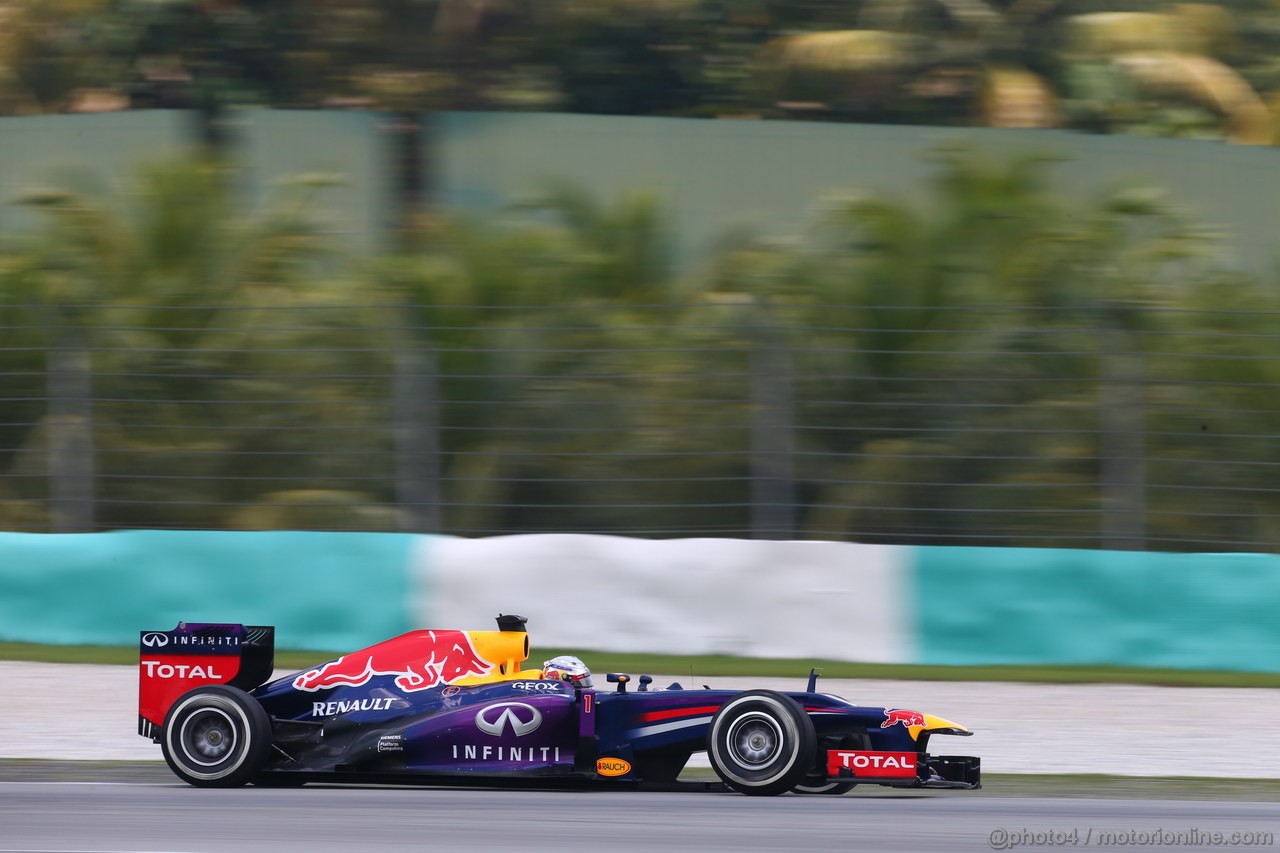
top-left (5, 641), bottom-right (1280, 687)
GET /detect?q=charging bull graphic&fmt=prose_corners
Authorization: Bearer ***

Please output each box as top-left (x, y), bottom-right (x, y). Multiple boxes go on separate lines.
top-left (881, 709), bottom-right (926, 729)
top-left (293, 630), bottom-right (493, 693)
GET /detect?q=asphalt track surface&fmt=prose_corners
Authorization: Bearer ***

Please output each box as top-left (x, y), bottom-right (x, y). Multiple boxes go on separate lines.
top-left (3, 776), bottom-right (1278, 853)
top-left (11, 661), bottom-right (1280, 777)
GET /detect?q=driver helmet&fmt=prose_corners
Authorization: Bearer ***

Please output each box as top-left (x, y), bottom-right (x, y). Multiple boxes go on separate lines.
top-left (542, 654), bottom-right (593, 689)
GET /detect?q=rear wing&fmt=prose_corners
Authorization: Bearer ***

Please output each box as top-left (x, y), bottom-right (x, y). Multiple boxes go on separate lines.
top-left (138, 622), bottom-right (275, 740)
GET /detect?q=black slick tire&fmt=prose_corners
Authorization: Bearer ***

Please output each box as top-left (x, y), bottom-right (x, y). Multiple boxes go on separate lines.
top-left (792, 778), bottom-right (856, 795)
top-left (706, 690), bottom-right (817, 796)
top-left (161, 685), bottom-right (272, 788)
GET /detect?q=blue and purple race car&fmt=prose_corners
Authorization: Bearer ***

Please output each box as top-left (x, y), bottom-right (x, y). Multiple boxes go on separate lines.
top-left (138, 616), bottom-right (980, 795)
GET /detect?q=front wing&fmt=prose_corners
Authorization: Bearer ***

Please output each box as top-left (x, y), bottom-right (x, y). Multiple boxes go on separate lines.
top-left (825, 749), bottom-right (981, 789)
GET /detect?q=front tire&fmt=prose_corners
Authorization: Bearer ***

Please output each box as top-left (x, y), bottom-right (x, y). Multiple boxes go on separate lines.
top-left (706, 690), bottom-right (816, 796)
top-left (161, 685), bottom-right (272, 788)
top-left (792, 778), bottom-right (856, 795)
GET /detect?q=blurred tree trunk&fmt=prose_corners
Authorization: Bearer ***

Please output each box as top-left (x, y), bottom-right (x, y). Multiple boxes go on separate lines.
top-left (390, 111), bottom-right (426, 250)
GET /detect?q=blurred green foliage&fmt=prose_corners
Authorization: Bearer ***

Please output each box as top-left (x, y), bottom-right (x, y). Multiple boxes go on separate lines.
top-left (0, 0), bottom-right (1278, 142)
top-left (2, 147), bottom-right (1277, 550)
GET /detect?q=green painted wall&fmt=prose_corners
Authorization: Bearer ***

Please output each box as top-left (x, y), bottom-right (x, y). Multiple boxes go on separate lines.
top-left (0, 111), bottom-right (191, 235)
top-left (0, 530), bottom-right (418, 650)
top-left (0, 110), bottom-right (387, 254)
top-left (434, 112), bottom-right (1280, 272)
top-left (4, 111), bottom-right (1276, 272)
top-left (233, 109), bottom-right (393, 255)
top-left (915, 546), bottom-right (1280, 672)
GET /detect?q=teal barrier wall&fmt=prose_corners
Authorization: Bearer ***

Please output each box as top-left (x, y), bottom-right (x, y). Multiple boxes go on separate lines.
top-left (6, 531), bottom-right (1280, 671)
top-left (0, 531), bottom-right (419, 650)
top-left (914, 546), bottom-right (1280, 672)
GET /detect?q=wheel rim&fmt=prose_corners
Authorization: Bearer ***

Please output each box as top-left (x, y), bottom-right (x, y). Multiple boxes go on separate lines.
top-left (728, 712), bottom-right (783, 767)
top-left (179, 708), bottom-right (238, 767)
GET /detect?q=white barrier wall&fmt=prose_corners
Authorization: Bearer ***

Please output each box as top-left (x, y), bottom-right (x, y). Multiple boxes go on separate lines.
top-left (418, 535), bottom-right (913, 663)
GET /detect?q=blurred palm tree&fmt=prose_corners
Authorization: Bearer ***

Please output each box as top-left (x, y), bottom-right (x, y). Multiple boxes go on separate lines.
top-left (511, 182), bottom-right (672, 302)
top-left (738, 146), bottom-right (1216, 546)
top-left (366, 186), bottom-right (740, 535)
top-left (1, 155), bottom-right (363, 531)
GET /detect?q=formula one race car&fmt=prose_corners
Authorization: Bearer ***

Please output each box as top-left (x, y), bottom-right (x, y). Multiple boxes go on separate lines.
top-left (137, 616), bottom-right (980, 795)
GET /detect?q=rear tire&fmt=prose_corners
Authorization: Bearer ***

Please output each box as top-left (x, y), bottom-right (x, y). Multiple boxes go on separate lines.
top-left (161, 685), bottom-right (272, 788)
top-left (706, 690), bottom-right (816, 796)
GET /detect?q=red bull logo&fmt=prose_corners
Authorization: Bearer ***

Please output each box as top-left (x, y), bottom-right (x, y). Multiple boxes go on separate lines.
top-left (881, 708), bottom-right (926, 729)
top-left (293, 630), bottom-right (493, 693)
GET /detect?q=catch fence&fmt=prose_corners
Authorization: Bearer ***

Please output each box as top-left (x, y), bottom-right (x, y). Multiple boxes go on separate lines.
top-left (2, 302), bottom-right (1277, 552)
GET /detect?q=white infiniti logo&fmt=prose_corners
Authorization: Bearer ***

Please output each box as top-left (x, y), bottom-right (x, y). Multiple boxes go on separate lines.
top-left (141, 632), bottom-right (169, 648)
top-left (475, 702), bottom-right (542, 737)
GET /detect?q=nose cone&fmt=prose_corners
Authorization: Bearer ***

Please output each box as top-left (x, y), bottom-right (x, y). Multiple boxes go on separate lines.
top-left (922, 713), bottom-right (971, 735)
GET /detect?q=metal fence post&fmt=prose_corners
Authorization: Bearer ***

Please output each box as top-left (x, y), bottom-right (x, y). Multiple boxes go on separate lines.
top-left (1098, 322), bottom-right (1146, 550)
top-left (748, 299), bottom-right (797, 540)
top-left (393, 328), bottom-right (442, 533)
top-left (46, 329), bottom-right (95, 532)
